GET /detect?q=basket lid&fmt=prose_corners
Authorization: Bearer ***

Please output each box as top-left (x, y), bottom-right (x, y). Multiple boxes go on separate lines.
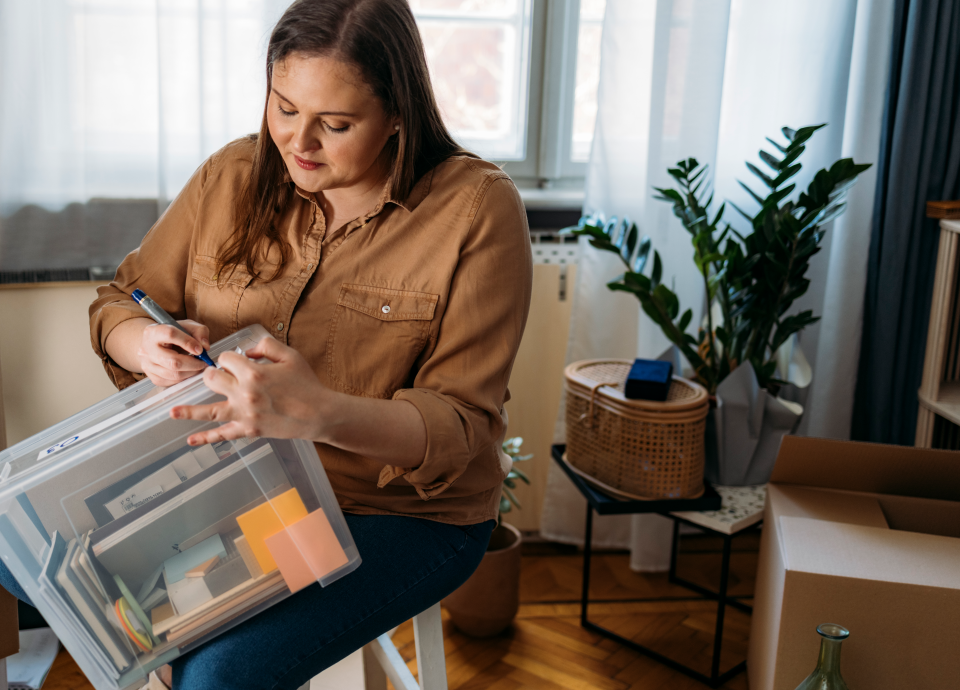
top-left (564, 359), bottom-right (709, 412)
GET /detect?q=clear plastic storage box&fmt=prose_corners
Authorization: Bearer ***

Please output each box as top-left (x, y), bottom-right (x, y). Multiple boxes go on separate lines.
top-left (0, 325), bottom-right (361, 689)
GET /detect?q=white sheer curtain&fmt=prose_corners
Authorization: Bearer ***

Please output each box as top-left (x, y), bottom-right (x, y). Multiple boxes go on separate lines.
top-left (541, 0), bottom-right (895, 569)
top-left (0, 0), bottom-right (288, 215)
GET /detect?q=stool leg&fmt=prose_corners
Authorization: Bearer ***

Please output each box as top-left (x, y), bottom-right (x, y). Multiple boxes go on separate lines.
top-left (412, 603), bottom-right (447, 690)
top-left (710, 534), bottom-right (733, 684)
top-left (362, 644), bottom-right (388, 690)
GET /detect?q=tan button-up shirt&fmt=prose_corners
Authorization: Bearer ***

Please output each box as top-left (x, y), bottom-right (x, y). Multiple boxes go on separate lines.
top-left (89, 137), bottom-right (533, 525)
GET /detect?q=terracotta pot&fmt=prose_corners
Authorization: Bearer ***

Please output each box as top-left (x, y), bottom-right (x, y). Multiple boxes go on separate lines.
top-left (443, 522), bottom-right (521, 637)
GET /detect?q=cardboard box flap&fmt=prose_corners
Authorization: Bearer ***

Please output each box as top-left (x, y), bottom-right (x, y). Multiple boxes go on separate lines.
top-left (877, 494), bottom-right (960, 538)
top-left (780, 516), bottom-right (960, 589)
top-left (771, 436), bottom-right (960, 501)
top-left (768, 484), bottom-right (889, 529)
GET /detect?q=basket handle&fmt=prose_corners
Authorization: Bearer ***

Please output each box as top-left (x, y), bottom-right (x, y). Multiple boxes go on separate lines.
top-left (577, 382), bottom-right (620, 429)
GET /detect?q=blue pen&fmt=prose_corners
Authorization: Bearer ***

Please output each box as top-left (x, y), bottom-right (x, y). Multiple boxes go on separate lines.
top-left (131, 289), bottom-right (216, 367)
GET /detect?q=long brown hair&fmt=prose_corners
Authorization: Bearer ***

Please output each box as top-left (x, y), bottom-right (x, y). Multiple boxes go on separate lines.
top-left (218, 0), bottom-right (461, 281)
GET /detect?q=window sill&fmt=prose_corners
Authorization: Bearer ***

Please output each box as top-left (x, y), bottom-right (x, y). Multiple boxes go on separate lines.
top-left (518, 187), bottom-right (585, 210)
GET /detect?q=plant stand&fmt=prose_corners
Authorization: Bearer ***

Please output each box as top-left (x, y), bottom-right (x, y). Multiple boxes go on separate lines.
top-left (553, 445), bottom-right (763, 689)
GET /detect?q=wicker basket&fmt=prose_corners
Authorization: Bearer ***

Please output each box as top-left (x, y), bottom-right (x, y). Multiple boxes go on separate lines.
top-left (564, 359), bottom-right (709, 499)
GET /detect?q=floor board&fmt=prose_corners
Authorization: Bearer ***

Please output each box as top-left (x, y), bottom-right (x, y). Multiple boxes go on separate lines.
top-left (39, 533), bottom-right (758, 689)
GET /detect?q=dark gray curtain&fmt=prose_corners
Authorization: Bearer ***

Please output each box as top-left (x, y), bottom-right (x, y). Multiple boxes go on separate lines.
top-left (851, 0), bottom-right (960, 444)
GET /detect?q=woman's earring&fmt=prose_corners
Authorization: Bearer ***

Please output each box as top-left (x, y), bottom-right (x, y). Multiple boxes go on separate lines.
top-left (394, 124), bottom-right (400, 131)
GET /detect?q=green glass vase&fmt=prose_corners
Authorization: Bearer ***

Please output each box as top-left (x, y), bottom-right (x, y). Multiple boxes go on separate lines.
top-left (794, 624), bottom-right (851, 690)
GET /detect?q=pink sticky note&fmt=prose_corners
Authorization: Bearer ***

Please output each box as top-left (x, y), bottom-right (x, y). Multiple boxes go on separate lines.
top-left (264, 509), bottom-right (350, 593)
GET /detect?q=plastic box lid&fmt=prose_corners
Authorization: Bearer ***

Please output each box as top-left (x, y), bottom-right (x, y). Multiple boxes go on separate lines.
top-left (0, 325), bottom-right (360, 689)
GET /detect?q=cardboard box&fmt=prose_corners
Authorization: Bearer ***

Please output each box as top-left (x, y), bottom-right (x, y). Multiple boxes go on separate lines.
top-left (749, 436), bottom-right (960, 690)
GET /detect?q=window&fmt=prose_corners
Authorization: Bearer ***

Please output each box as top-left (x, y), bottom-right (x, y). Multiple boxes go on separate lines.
top-left (411, 0), bottom-right (605, 188)
top-left (0, 0), bottom-right (604, 279)
top-left (411, 0), bottom-right (533, 161)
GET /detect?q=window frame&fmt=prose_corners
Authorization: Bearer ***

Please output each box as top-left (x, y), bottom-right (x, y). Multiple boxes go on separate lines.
top-left (490, 0), bottom-right (590, 192)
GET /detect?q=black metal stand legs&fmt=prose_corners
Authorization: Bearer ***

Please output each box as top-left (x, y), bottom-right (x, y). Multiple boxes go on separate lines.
top-left (579, 505), bottom-right (749, 688)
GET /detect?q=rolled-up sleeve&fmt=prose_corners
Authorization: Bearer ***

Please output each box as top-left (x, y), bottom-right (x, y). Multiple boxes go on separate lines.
top-left (89, 157), bottom-right (209, 389)
top-left (386, 177), bottom-right (533, 500)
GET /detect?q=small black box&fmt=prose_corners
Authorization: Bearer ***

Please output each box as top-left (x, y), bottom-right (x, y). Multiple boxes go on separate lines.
top-left (624, 358), bottom-right (673, 401)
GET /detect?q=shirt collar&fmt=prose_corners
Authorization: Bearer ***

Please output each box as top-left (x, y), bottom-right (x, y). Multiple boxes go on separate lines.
top-left (282, 167), bottom-right (434, 215)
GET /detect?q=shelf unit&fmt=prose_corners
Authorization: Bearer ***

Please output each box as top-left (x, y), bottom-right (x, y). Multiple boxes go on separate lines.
top-left (915, 200), bottom-right (960, 448)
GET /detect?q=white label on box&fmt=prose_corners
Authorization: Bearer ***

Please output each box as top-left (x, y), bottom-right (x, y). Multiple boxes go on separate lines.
top-left (108, 485), bottom-right (164, 519)
top-left (103, 463), bottom-right (187, 519)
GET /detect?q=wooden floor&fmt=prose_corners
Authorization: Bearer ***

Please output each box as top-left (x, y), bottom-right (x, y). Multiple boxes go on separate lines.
top-left (41, 533), bottom-right (758, 690)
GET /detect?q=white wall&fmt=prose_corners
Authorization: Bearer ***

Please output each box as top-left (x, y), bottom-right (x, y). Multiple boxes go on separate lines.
top-left (0, 283), bottom-right (117, 447)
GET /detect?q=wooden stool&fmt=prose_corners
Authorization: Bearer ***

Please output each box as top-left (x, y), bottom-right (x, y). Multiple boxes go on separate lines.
top-left (299, 602), bottom-right (447, 690)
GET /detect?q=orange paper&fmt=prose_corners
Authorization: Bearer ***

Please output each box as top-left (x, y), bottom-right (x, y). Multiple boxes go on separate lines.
top-left (264, 509), bottom-right (349, 593)
top-left (235, 488), bottom-right (308, 574)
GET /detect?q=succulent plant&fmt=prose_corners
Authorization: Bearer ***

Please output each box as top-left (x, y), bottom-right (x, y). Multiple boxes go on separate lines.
top-left (499, 436), bottom-right (532, 517)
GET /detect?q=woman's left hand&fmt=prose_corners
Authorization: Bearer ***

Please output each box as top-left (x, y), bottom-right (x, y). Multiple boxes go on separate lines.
top-left (170, 336), bottom-right (326, 446)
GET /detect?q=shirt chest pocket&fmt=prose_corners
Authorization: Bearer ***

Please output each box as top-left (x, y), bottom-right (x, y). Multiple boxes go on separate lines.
top-left (189, 255), bottom-right (254, 337)
top-left (328, 283), bottom-right (439, 398)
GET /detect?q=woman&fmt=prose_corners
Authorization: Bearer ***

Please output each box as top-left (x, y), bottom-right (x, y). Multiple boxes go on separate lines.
top-left (1, 0), bottom-right (531, 687)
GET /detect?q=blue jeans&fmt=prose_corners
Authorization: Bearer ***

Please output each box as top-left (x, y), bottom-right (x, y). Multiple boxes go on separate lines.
top-left (0, 513), bottom-right (494, 690)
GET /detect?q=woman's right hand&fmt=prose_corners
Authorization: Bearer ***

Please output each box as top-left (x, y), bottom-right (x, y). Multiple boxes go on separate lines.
top-left (137, 320), bottom-right (211, 387)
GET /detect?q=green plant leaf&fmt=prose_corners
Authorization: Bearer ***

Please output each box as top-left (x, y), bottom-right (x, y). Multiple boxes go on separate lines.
top-left (746, 162), bottom-right (776, 189)
top-left (508, 467), bottom-right (531, 484)
top-left (771, 163), bottom-right (802, 188)
top-left (652, 251), bottom-right (663, 287)
top-left (781, 145), bottom-right (805, 168)
top-left (790, 124), bottom-right (827, 148)
top-left (623, 271), bottom-right (652, 291)
top-left (688, 164), bottom-right (707, 185)
top-left (729, 201), bottom-right (754, 223)
top-left (738, 180), bottom-right (766, 206)
top-left (654, 284), bottom-right (680, 318)
top-left (623, 224), bottom-right (639, 261)
top-left (502, 485), bottom-right (521, 511)
top-left (759, 150), bottom-right (781, 171)
top-left (633, 237), bottom-right (652, 273)
top-left (607, 281), bottom-right (639, 295)
top-left (760, 184), bottom-right (796, 213)
top-left (654, 187), bottom-right (684, 204)
top-left (766, 137), bottom-right (787, 154)
top-left (678, 308), bottom-right (693, 332)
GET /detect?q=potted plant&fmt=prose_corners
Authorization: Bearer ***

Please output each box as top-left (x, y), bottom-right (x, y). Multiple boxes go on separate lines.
top-left (442, 437), bottom-right (531, 637)
top-left (564, 125), bottom-right (871, 485)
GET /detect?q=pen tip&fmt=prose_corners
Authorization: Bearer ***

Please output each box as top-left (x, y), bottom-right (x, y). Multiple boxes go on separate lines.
top-left (131, 289), bottom-right (145, 303)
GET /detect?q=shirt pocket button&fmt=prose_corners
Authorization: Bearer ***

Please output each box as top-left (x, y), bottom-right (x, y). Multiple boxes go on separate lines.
top-left (381, 305), bottom-right (391, 314)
